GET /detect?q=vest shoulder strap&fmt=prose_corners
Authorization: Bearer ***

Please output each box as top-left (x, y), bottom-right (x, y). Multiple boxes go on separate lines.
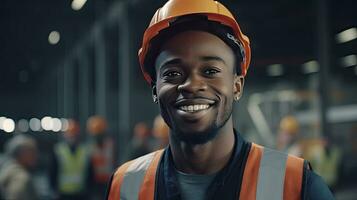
top-left (284, 153), bottom-right (304, 200)
top-left (108, 149), bottom-right (164, 200)
top-left (240, 143), bottom-right (263, 199)
top-left (239, 143), bottom-right (304, 200)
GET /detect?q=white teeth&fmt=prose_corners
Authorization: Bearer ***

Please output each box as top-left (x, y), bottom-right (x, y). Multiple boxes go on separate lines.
top-left (194, 105), bottom-right (199, 110)
top-left (179, 104), bottom-right (210, 112)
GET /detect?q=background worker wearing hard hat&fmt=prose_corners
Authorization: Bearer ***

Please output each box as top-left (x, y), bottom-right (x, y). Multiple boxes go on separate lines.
top-left (86, 115), bottom-right (115, 199)
top-left (276, 115), bottom-right (302, 156)
top-left (152, 115), bottom-right (170, 149)
top-left (49, 119), bottom-right (91, 200)
top-left (0, 135), bottom-right (38, 200)
top-left (277, 116), bottom-right (342, 190)
top-left (128, 122), bottom-right (153, 159)
top-left (106, 0), bottom-right (334, 199)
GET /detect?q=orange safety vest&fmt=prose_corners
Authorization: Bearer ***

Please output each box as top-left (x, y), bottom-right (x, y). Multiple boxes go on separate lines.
top-left (108, 143), bottom-right (304, 200)
top-left (91, 139), bottom-right (114, 183)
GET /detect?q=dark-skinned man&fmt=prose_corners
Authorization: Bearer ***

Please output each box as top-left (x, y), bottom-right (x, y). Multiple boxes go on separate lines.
top-left (106, 0), bottom-right (334, 199)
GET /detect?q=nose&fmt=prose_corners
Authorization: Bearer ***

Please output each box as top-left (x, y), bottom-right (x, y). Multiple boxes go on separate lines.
top-left (177, 73), bottom-right (207, 94)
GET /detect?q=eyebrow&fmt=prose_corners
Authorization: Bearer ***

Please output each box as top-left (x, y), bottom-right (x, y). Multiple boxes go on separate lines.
top-left (199, 56), bottom-right (226, 65)
top-left (158, 55), bottom-right (226, 70)
top-left (158, 58), bottom-right (182, 70)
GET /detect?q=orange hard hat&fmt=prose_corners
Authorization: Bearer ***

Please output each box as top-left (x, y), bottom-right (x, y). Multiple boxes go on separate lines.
top-left (66, 119), bottom-right (80, 137)
top-left (138, 0), bottom-right (251, 84)
top-left (279, 115), bottom-right (300, 135)
top-left (133, 122), bottom-right (150, 139)
top-left (87, 115), bottom-right (108, 135)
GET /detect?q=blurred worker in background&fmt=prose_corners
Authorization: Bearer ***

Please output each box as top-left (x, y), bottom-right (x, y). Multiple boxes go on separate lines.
top-left (276, 115), bottom-right (342, 190)
top-left (50, 119), bottom-right (91, 200)
top-left (0, 134), bottom-right (38, 200)
top-left (303, 137), bottom-right (341, 191)
top-left (106, 0), bottom-right (334, 199)
top-left (87, 115), bottom-right (114, 199)
top-left (129, 122), bottom-right (152, 159)
top-left (152, 115), bottom-right (170, 150)
top-left (276, 116), bottom-right (342, 190)
top-left (276, 115), bottom-right (302, 156)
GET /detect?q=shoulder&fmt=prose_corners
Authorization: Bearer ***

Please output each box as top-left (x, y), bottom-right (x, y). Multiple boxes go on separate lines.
top-left (114, 150), bottom-right (163, 176)
top-left (245, 144), bottom-right (305, 197)
top-left (106, 150), bottom-right (164, 199)
top-left (303, 168), bottom-right (335, 200)
top-left (249, 143), bottom-right (304, 169)
top-left (281, 151), bottom-right (335, 200)
top-left (110, 150), bottom-right (164, 185)
top-left (0, 161), bottom-right (30, 186)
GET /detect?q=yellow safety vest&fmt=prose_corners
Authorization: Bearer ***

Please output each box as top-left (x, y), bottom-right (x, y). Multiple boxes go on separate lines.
top-left (108, 143), bottom-right (304, 200)
top-left (55, 143), bottom-right (88, 194)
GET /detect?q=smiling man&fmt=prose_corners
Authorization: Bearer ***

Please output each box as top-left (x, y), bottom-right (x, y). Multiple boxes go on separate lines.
top-left (106, 0), bottom-right (334, 199)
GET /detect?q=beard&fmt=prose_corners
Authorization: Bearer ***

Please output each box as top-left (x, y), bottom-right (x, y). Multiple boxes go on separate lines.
top-left (171, 123), bottom-right (220, 144)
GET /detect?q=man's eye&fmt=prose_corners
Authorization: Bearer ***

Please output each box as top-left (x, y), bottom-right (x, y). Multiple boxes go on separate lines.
top-left (163, 71), bottom-right (181, 78)
top-left (204, 68), bottom-right (220, 75)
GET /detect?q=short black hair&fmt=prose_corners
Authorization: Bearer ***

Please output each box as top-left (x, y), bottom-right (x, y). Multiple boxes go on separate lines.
top-left (144, 15), bottom-right (244, 85)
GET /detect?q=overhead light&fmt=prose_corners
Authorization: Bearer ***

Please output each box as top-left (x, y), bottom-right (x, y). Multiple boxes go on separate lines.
top-left (267, 64), bottom-right (284, 76)
top-left (18, 119), bottom-right (29, 132)
top-left (336, 28), bottom-right (357, 43)
top-left (341, 55), bottom-right (357, 67)
top-left (29, 118), bottom-right (41, 131)
top-left (302, 60), bottom-right (319, 74)
top-left (0, 116), bottom-right (7, 130)
top-left (48, 31), bottom-right (60, 45)
top-left (61, 118), bottom-right (69, 132)
top-left (71, 0), bottom-right (87, 11)
top-left (52, 118), bottom-right (62, 132)
top-left (3, 118), bottom-right (15, 133)
top-left (41, 116), bottom-right (53, 131)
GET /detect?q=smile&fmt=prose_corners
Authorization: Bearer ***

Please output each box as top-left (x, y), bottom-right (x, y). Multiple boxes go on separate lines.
top-left (179, 104), bottom-right (211, 112)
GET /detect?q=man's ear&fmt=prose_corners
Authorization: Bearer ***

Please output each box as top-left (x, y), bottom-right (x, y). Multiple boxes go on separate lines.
top-left (152, 85), bottom-right (158, 104)
top-left (233, 75), bottom-right (245, 101)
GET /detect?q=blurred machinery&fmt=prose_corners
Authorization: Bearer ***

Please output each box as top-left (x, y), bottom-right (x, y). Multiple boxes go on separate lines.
top-left (248, 90), bottom-right (357, 147)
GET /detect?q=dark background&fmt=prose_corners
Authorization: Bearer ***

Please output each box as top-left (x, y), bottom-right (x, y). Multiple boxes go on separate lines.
top-left (0, 0), bottom-right (356, 199)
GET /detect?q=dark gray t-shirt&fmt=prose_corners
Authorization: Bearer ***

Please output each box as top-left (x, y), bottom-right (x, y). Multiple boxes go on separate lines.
top-left (175, 170), bottom-right (217, 200)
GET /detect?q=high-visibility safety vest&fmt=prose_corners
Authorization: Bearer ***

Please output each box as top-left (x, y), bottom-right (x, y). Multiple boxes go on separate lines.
top-left (55, 143), bottom-right (88, 194)
top-left (108, 143), bottom-right (304, 200)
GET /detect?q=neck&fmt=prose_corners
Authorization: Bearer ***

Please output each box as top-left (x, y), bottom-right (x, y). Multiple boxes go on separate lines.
top-left (169, 118), bottom-right (235, 175)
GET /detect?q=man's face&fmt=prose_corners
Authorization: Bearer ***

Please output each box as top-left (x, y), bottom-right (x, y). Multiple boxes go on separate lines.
top-left (20, 146), bottom-right (38, 169)
top-left (154, 31), bottom-right (243, 144)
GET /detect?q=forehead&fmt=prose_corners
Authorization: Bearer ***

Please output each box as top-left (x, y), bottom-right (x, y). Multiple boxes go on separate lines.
top-left (155, 31), bottom-right (235, 69)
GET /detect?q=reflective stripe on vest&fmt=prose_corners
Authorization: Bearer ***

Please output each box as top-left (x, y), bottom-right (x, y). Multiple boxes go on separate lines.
top-left (240, 143), bottom-right (304, 200)
top-left (108, 144), bottom-right (303, 200)
top-left (108, 150), bottom-right (164, 200)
